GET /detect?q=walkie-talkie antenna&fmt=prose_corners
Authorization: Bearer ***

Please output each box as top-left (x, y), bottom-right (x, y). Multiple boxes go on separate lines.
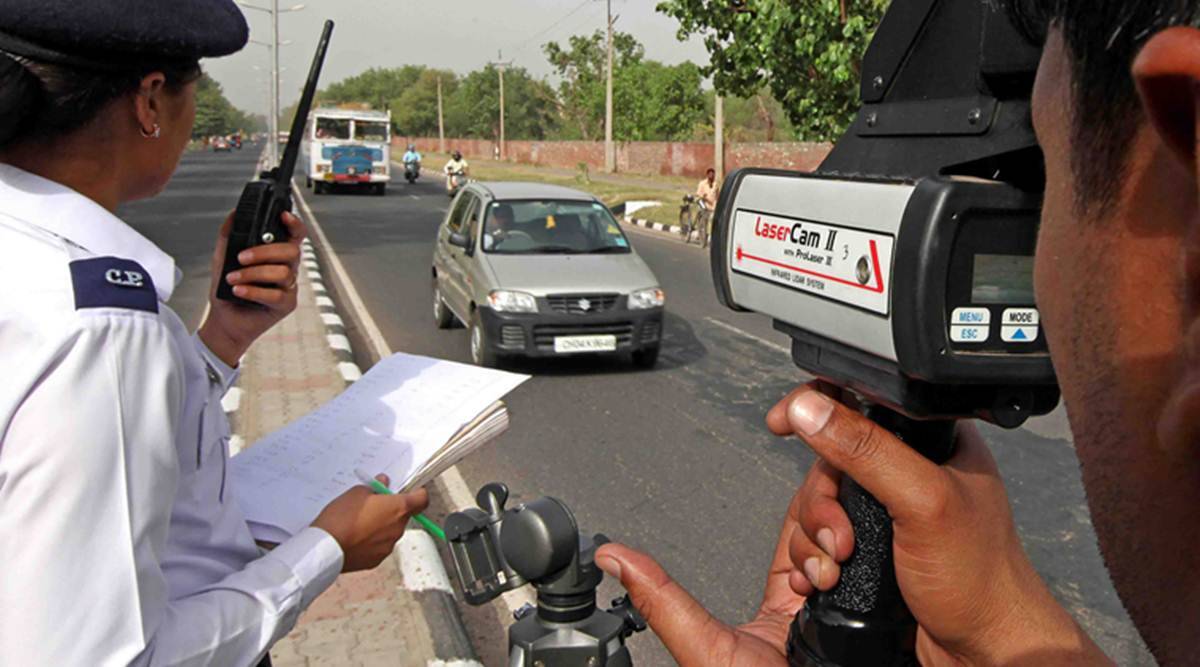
top-left (274, 19), bottom-right (333, 189)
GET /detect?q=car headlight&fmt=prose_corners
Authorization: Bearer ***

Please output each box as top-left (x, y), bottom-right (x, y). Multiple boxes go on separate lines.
top-left (488, 290), bottom-right (538, 313)
top-left (373, 166), bottom-right (387, 175)
top-left (316, 163), bottom-right (331, 174)
top-left (629, 287), bottom-right (665, 310)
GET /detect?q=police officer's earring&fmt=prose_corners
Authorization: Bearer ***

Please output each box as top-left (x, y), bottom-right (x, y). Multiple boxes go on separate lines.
top-left (140, 124), bottom-right (161, 139)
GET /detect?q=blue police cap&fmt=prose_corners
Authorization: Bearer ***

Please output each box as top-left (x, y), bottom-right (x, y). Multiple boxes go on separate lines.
top-left (0, 0), bottom-right (248, 70)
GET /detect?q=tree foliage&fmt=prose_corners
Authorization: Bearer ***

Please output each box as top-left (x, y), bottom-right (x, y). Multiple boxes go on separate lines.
top-left (193, 73), bottom-right (262, 138)
top-left (543, 31), bottom-right (644, 140)
top-left (656, 0), bottom-right (888, 141)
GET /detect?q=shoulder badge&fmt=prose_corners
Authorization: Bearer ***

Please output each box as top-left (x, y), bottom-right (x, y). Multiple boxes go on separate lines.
top-left (69, 256), bottom-right (159, 314)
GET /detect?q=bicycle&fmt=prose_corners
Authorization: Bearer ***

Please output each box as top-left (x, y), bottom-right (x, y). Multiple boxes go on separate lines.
top-left (678, 195), bottom-right (711, 247)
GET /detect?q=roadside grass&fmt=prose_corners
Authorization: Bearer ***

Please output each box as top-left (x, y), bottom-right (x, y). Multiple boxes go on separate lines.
top-left (413, 152), bottom-right (697, 213)
top-left (629, 204), bottom-right (681, 229)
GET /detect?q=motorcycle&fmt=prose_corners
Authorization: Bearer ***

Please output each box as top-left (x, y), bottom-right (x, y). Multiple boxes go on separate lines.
top-left (447, 170), bottom-right (467, 197)
top-left (404, 160), bottom-right (421, 184)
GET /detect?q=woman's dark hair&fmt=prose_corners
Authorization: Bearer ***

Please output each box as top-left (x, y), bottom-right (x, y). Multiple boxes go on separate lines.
top-left (0, 53), bottom-right (201, 149)
top-left (1007, 0), bottom-right (1200, 213)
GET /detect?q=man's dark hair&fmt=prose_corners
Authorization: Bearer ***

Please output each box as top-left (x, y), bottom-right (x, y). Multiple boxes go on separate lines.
top-left (0, 54), bottom-right (200, 149)
top-left (1009, 0), bottom-right (1200, 213)
top-left (706, 168), bottom-right (716, 176)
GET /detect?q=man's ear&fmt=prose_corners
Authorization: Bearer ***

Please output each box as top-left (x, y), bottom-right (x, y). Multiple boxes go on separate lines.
top-left (133, 72), bottom-right (167, 136)
top-left (1133, 27), bottom-right (1200, 173)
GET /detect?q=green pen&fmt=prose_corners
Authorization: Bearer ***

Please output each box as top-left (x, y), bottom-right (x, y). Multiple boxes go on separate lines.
top-left (355, 468), bottom-right (446, 542)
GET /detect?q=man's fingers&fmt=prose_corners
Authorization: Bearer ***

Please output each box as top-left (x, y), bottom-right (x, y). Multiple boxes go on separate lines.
top-left (226, 264), bottom-right (292, 286)
top-left (237, 242), bottom-right (300, 267)
top-left (767, 385), bottom-right (811, 435)
top-left (230, 284), bottom-right (290, 306)
top-left (788, 526), bottom-right (841, 592)
top-left (795, 460), bottom-right (854, 562)
top-left (595, 543), bottom-right (734, 665)
top-left (399, 488), bottom-right (430, 516)
top-left (280, 211), bottom-right (308, 244)
top-left (785, 389), bottom-right (947, 522)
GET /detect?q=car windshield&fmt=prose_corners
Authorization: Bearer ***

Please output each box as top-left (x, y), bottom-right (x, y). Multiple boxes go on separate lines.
top-left (481, 199), bottom-right (631, 255)
top-left (314, 117), bottom-right (350, 140)
top-left (354, 121), bottom-right (389, 142)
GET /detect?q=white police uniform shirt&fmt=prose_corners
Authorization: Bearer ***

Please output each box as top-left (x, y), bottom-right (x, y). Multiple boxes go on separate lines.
top-left (0, 164), bottom-right (343, 665)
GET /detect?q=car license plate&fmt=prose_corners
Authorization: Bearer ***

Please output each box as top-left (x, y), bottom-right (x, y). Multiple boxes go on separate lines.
top-left (554, 335), bottom-right (617, 354)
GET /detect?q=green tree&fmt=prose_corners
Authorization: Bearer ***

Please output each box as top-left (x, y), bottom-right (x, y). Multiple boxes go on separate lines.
top-left (321, 66), bottom-right (425, 112)
top-left (544, 30), bottom-right (644, 140)
top-left (656, 0), bottom-right (888, 140)
top-left (614, 60), bottom-right (706, 141)
top-left (392, 69), bottom-right (458, 137)
top-left (192, 73), bottom-right (254, 138)
top-left (446, 65), bottom-right (558, 140)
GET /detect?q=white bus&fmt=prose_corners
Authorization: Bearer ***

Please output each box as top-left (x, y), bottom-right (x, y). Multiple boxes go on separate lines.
top-left (303, 108), bottom-right (392, 195)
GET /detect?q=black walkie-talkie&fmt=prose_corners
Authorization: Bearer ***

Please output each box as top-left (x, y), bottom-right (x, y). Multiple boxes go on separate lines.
top-left (216, 20), bottom-right (334, 305)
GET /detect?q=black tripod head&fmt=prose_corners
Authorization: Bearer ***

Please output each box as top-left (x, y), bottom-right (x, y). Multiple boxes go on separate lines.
top-left (444, 482), bottom-right (646, 666)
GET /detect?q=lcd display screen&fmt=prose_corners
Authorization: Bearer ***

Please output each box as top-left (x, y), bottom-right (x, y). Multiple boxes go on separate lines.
top-left (972, 254), bottom-right (1035, 304)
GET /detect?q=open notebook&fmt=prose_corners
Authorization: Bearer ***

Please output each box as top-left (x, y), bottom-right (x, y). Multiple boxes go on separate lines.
top-left (228, 353), bottom-right (529, 544)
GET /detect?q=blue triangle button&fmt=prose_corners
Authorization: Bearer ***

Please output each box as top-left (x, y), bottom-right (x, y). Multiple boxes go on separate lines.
top-left (1012, 329), bottom-right (1027, 340)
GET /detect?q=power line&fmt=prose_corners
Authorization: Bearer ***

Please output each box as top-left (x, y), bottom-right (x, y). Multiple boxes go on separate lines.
top-left (506, 0), bottom-right (594, 58)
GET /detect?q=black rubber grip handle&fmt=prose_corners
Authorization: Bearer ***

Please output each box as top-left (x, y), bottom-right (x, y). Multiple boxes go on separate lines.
top-left (788, 407), bottom-right (956, 667)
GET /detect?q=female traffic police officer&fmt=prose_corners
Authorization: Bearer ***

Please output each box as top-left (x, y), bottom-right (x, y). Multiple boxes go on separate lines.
top-left (0, 2), bottom-right (428, 664)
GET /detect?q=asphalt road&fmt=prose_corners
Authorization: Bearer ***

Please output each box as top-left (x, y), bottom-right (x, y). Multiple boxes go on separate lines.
top-left (126, 151), bottom-right (1151, 665)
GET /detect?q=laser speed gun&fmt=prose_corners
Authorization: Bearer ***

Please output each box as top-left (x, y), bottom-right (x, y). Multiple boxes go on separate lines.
top-left (711, 1), bottom-right (1055, 664)
top-left (216, 20), bottom-right (333, 305)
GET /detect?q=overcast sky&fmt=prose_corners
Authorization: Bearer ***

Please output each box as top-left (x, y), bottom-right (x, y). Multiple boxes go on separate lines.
top-left (203, 0), bottom-right (711, 116)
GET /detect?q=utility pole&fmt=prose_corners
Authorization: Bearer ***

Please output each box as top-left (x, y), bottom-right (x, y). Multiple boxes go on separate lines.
top-left (604, 0), bottom-right (615, 173)
top-left (490, 51), bottom-right (512, 161)
top-left (239, 1), bottom-right (305, 164)
top-left (714, 94), bottom-right (725, 179)
top-left (437, 75), bottom-right (445, 154)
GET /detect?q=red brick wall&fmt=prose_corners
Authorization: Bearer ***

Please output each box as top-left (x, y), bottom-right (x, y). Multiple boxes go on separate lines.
top-left (396, 137), bottom-right (831, 179)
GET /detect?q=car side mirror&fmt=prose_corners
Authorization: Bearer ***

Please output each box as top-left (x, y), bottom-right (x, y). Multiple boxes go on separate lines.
top-left (449, 231), bottom-right (473, 254)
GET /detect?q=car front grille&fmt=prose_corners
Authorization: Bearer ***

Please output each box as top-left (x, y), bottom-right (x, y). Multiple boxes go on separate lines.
top-left (533, 322), bottom-right (634, 351)
top-left (545, 293), bottom-right (620, 315)
top-left (499, 325), bottom-right (526, 350)
top-left (639, 321), bottom-right (661, 344)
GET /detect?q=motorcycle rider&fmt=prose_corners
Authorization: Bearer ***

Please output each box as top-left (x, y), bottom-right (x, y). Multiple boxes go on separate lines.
top-left (443, 150), bottom-right (469, 194)
top-left (402, 144), bottom-right (421, 182)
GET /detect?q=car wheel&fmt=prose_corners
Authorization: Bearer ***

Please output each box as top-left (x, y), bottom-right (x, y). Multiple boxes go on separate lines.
top-left (469, 311), bottom-right (498, 367)
top-left (632, 345), bottom-right (660, 369)
top-left (433, 280), bottom-right (455, 329)
top-left (306, 177), bottom-right (312, 189)
top-left (314, 182), bottom-right (325, 195)
top-left (375, 184), bottom-right (387, 196)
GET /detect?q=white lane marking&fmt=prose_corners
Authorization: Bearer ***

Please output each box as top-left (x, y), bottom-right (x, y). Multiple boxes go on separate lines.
top-left (320, 312), bottom-right (344, 327)
top-left (395, 531), bottom-right (454, 593)
top-left (326, 334), bottom-right (352, 352)
top-left (228, 435), bottom-right (245, 457)
top-left (294, 182), bottom-right (531, 615)
top-left (294, 183), bottom-right (394, 358)
top-left (220, 387), bottom-right (243, 413)
top-left (337, 362), bottom-right (362, 382)
top-left (409, 194), bottom-right (420, 200)
top-left (704, 316), bottom-right (791, 355)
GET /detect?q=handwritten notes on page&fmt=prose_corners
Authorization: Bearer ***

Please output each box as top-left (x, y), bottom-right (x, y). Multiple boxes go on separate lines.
top-left (229, 353), bottom-right (529, 540)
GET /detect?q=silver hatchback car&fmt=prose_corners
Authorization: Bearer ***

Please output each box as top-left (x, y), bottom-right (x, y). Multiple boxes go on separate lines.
top-left (431, 182), bottom-right (665, 368)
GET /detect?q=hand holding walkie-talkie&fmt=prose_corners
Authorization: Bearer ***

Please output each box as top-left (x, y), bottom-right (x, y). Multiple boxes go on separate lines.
top-left (216, 20), bottom-right (334, 306)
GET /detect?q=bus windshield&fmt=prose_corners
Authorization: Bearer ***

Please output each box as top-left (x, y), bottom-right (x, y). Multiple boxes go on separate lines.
top-left (354, 121), bottom-right (389, 142)
top-left (314, 117), bottom-right (350, 140)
